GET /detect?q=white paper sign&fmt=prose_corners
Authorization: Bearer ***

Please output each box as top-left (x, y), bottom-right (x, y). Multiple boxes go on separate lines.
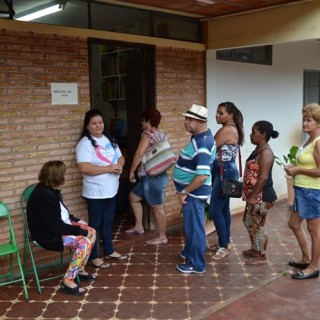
top-left (51, 83), bottom-right (78, 105)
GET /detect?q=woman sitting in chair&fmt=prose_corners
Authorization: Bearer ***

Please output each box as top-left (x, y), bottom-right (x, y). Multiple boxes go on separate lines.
top-left (27, 160), bottom-right (96, 296)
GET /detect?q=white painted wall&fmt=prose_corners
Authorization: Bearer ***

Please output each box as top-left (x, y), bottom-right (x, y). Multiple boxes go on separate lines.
top-left (206, 40), bottom-right (320, 213)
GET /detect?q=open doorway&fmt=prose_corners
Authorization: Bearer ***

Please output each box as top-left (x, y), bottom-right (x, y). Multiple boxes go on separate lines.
top-left (88, 39), bottom-right (155, 211)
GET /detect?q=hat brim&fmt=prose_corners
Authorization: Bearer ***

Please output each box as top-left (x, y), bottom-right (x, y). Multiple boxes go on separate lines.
top-left (182, 113), bottom-right (207, 121)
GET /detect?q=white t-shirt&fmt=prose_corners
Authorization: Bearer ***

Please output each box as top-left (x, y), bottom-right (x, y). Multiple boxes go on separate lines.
top-left (60, 201), bottom-right (71, 225)
top-left (76, 135), bottom-right (122, 199)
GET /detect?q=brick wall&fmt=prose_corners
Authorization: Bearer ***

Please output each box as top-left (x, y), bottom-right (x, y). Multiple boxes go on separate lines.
top-left (0, 28), bottom-right (205, 271)
top-left (156, 48), bottom-right (206, 226)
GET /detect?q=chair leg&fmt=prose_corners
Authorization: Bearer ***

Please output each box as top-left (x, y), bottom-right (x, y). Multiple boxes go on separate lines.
top-left (28, 243), bottom-right (42, 294)
top-left (15, 252), bottom-right (29, 301)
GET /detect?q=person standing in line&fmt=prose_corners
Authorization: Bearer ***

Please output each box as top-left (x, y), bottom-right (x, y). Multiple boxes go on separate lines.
top-left (76, 109), bottom-right (127, 269)
top-left (209, 102), bottom-right (244, 260)
top-left (126, 109), bottom-right (169, 245)
top-left (285, 103), bottom-right (320, 280)
top-left (27, 160), bottom-right (96, 296)
top-left (174, 104), bottom-right (216, 274)
top-left (242, 121), bottom-right (278, 265)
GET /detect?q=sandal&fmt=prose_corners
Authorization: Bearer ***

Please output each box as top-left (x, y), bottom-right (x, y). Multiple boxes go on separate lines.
top-left (78, 273), bottom-right (96, 282)
top-left (60, 282), bottom-right (87, 296)
top-left (146, 237), bottom-right (168, 245)
top-left (88, 258), bottom-right (110, 269)
top-left (212, 247), bottom-right (229, 261)
top-left (209, 243), bottom-right (232, 252)
top-left (245, 256), bottom-right (268, 266)
top-left (242, 249), bottom-right (260, 258)
top-left (105, 251), bottom-right (128, 260)
top-left (125, 227), bottom-right (144, 235)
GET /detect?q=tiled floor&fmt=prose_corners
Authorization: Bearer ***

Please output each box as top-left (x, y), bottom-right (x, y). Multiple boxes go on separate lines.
top-left (0, 199), bottom-right (319, 320)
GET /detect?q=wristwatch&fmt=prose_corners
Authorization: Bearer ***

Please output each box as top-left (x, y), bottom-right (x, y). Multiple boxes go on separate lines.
top-left (181, 189), bottom-right (188, 195)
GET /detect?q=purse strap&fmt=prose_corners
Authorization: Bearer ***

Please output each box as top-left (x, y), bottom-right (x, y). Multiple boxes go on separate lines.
top-left (218, 146), bottom-right (242, 180)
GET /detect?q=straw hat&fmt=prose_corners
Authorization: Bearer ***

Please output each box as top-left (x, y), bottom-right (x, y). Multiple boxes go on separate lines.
top-left (182, 104), bottom-right (208, 121)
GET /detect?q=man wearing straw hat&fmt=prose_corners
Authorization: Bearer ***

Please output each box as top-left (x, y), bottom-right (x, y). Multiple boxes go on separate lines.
top-left (174, 104), bottom-right (216, 273)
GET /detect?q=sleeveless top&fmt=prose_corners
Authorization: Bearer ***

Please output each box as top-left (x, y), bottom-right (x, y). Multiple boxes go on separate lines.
top-left (215, 126), bottom-right (238, 161)
top-left (242, 148), bottom-right (277, 203)
top-left (215, 144), bottom-right (238, 161)
top-left (294, 136), bottom-right (320, 189)
top-left (137, 129), bottom-right (165, 178)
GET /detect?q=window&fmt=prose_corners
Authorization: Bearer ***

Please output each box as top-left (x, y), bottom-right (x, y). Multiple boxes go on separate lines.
top-left (216, 45), bottom-right (272, 65)
top-left (11, 0), bottom-right (201, 43)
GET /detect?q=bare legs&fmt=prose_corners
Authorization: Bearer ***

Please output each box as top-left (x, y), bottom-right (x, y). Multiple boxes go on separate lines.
top-left (128, 192), bottom-right (167, 243)
top-left (288, 210), bottom-right (310, 263)
top-left (150, 204), bottom-right (167, 240)
top-left (126, 192), bottom-right (144, 233)
top-left (305, 218), bottom-right (320, 272)
top-left (288, 210), bottom-right (320, 275)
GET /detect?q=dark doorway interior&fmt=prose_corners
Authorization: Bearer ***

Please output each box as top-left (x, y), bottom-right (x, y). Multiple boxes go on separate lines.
top-left (88, 39), bottom-right (155, 212)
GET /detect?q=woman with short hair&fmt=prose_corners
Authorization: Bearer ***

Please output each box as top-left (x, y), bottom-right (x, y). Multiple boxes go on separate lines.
top-left (27, 160), bottom-right (96, 296)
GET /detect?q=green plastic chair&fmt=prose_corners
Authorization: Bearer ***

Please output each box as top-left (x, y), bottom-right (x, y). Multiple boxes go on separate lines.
top-left (0, 201), bottom-right (29, 301)
top-left (20, 184), bottom-right (66, 294)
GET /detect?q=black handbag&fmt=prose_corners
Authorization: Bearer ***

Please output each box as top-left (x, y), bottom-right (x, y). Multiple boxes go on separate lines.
top-left (219, 147), bottom-right (243, 198)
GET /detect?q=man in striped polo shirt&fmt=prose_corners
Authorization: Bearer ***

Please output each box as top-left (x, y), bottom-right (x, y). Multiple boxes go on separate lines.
top-left (174, 104), bottom-right (216, 273)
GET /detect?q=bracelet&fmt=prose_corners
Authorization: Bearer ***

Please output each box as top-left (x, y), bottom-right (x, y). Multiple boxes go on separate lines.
top-left (177, 189), bottom-right (188, 195)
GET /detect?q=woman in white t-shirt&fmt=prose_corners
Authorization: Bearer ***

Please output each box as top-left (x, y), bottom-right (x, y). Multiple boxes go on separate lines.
top-left (76, 109), bottom-right (127, 268)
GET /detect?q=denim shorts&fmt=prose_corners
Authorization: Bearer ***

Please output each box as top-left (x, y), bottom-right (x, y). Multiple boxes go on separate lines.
top-left (131, 172), bottom-right (169, 206)
top-left (294, 186), bottom-right (320, 219)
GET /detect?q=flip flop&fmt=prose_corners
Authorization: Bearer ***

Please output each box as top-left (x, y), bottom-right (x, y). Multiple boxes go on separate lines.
top-left (146, 237), bottom-right (168, 245)
top-left (105, 252), bottom-right (128, 260)
top-left (88, 260), bottom-right (110, 269)
top-left (60, 282), bottom-right (87, 296)
top-left (78, 273), bottom-right (96, 282)
top-left (125, 227), bottom-right (144, 235)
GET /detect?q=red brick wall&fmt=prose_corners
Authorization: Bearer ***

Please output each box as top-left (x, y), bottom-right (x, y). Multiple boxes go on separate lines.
top-left (156, 48), bottom-right (206, 227)
top-left (0, 29), bottom-right (205, 270)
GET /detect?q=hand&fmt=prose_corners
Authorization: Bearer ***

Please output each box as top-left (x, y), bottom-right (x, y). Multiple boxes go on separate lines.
top-left (178, 193), bottom-right (188, 205)
top-left (86, 227), bottom-right (96, 239)
top-left (110, 164), bottom-right (123, 175)
top-left (129, 172), bottom-right (137, 183)
top-left (285, 164), bottom-right (296, 176)
top-left (78, 220), bottom-right (88, 225)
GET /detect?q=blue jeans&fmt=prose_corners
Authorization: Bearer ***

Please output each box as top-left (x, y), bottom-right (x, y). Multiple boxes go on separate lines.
top-left (209, 160), bottom-right (239, 248)
top-left (84, 196), bottom-right (117, 259)
top-left (182, 196), bottom-right (207, 272)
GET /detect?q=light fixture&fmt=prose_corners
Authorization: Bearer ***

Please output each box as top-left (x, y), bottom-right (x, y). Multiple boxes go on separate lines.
top-left (16, 2), bottom-right (67, 22)
top-left (196, 0), bottom-right (215, 4)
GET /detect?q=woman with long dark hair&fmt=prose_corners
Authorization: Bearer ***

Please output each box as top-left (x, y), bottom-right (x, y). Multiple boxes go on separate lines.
top-left (209, 102), bottom-right (244, 260)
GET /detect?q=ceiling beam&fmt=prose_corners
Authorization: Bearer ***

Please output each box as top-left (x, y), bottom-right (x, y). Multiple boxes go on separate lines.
top-left (205, 0), bottom-right (320, 49)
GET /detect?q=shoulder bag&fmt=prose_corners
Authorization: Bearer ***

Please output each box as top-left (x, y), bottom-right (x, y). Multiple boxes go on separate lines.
top-left (142, 133), bottom-right (177, 177)
top-left (219, 146), bottom-right (243, 198)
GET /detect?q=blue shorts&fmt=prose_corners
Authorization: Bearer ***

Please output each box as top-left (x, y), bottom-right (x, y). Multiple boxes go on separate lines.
top-left (131, 172), bottom-right (169, 206)
top-left (294, 186), bottom-right (320, 219)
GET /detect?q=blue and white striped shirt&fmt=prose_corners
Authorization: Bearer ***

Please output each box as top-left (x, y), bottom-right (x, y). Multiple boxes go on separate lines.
top-left (173, 129), bottom-right (216, 199)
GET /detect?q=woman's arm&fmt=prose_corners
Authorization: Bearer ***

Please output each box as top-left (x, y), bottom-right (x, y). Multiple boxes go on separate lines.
top-left (77, 162), bottom-right (117, 175)
top-left (214, 125), bottom-right (238, 147)
top-left (129, 133), bottom-right (149, 182)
